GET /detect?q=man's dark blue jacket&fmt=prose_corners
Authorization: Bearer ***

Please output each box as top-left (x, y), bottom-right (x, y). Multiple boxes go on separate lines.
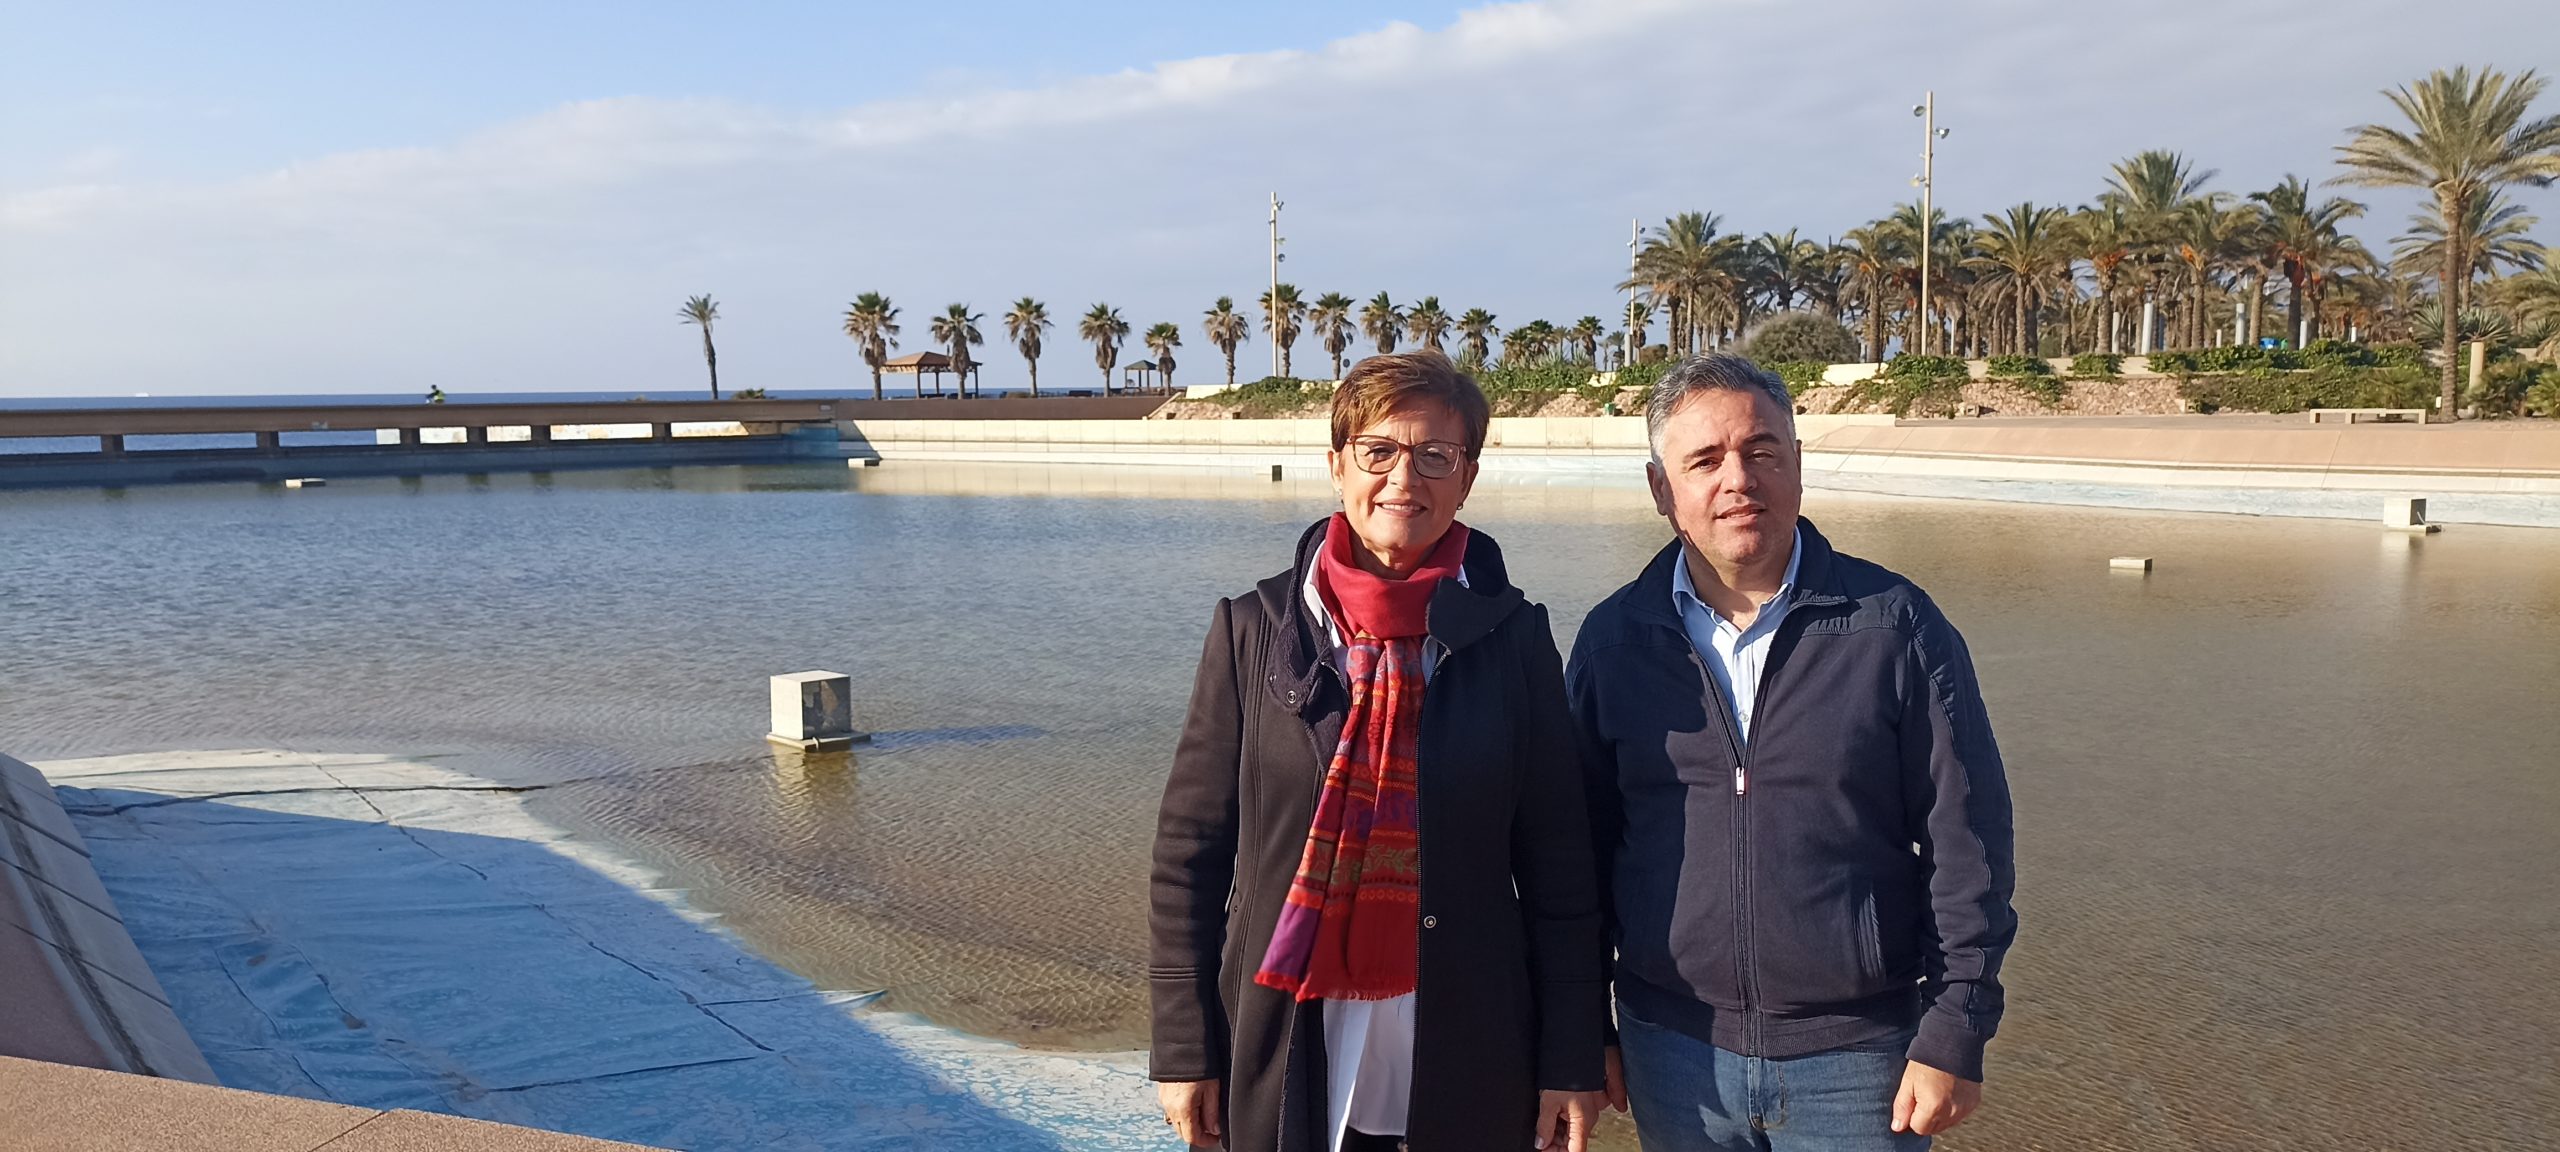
top-left (1565, 517), bottom-right (2017, 1080)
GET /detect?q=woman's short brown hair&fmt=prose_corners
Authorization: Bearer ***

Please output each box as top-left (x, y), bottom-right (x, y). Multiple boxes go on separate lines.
top-left (1329, 351), bottom-right (1492, 458)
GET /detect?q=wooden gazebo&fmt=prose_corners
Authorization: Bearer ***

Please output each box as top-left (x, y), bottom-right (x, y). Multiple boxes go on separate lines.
top-left (882, 351), bottom-right (976, 397)
top-left (1121, 359), bottom-right (1158, 394)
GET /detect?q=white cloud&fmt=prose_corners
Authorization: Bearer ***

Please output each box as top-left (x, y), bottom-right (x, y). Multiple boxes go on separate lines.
top-left (2, 0), bottom-right (2552, 396)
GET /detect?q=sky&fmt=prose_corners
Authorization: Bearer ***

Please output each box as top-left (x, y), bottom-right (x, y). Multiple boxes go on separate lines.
top-left (3, 0), bottom-right (2556, 397)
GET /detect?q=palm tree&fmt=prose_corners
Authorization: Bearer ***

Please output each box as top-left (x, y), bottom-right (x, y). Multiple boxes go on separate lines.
top-left (1406, 297), bottom-right (1452, 354)
top-left (1455, 308), bottom-right (1499, 364)
top-left (1883, 202), bottom-right (1961, 354)
top-left (1259, 283), bottom-right (1307, 377)
top-left (2336, 66), bottom-right (2560, 415)
top-left (1622, 299), bottom-right (1653, 357)
top-left (2392, 190), bottom-right (2547, 283)
top-left (1202, 297), bottom-right (1250, 385)
top-left (1570, 316), bottom-right (1606, 364)
top-left (1309, 292), bottom-right (1357, 380)
top-left (2166, 194), bottom-right (2242, 349)
top-left (2496, 266), bottom-right (2560, 358)
top-left (2075, 205), bottom-right (2143, 354)
top-left (2251, 176), bottom-right (2368, 345)
top-left (1144, 322), bottom-right (1183, 394)
top-left (1972, 203), bottom-right (2076, 355)
top-left (678, 295), bottom-right (721, 399)
top-left (1003, 298), bottom-right (1051, 397)
top-left (842, 292), bottom-right (900, 399)
top-left (1081, 303), bottom-right (1130, 393)
top-left (1838, 227), bottom-right (1900, 362)
top-left (929, 304), bottom-right (984, 397)
top-left (1360, 292), bottom-right (1404, 355)
top-left (1624, 211), bottom-right (1742, 354)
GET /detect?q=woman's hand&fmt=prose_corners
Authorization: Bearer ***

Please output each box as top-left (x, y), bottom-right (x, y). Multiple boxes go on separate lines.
top-left (1533, 1088), bottom-right (1606, 1152)
top-left (1604, 1045), bottom-right (1628, 1112)
top-left (1157, 1079), bottom-right (1223, 1148)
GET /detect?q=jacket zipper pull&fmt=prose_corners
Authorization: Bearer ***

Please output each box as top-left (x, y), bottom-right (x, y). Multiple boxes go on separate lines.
top-left (1734, 763), bottom-right (1747, 795)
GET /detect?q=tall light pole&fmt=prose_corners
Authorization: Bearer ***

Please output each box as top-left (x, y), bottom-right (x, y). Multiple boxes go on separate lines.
top-left (1626, 216), bottom-right (1640, 370)
top-left (1269, 193), bottom-right (1286, 380)
top-left (1911, 93), bottom-right (1950, 357)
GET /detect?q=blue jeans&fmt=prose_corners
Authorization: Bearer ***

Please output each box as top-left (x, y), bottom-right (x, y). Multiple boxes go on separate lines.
top-left (1617, 1002), bottom-right (1927, 1152)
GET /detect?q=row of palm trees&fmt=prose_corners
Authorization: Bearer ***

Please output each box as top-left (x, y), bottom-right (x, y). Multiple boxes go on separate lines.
top-left (1620, 65), bottom-right (2560, 414)
top-left (830, 286), bottom-right (1556, 398)
top-left (681, 66), bottom-right (2554, 418)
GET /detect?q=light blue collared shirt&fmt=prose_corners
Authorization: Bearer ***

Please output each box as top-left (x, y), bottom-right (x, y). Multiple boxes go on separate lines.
top-left (1671, 528), bottom-right (1803, 747)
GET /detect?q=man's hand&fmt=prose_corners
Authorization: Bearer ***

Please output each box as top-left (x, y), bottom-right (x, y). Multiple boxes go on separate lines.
top-left (1533, 1088), bottom-right (1606, 1151)
top-left (1890, 1062), bottom-right (1981, 1136)
top-left (1603, 1045), bottom-right (1628, 1113)
top-left (1157, 1079), bottom-right (1222, 1148)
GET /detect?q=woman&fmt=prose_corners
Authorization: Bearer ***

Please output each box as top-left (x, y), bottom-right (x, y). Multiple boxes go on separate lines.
top-left (1148, 352), bottom-right (1609, 1152)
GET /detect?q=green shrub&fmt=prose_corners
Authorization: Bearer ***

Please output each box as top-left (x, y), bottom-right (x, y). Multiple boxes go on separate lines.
top-left (1984, 355), bottom-right (2051, 377)
top-left (1844, 368), bottom-right (1965, 418)
top-left (1471, 360), bottom-right (1615, 414)
top-left (1611, 360), bottom-right (1670, 394)
top-left (2527, 375), bottom-right (2560, 418)
top-left (2069, 353), bottom-right (2122, 378)
top-left (1737, 312), bottom-right (1861, 367)
top-left (1767, 361), bottom-right (1829, 389)
top-left (2368, 342), bottom-right (2430, 369)
top-left (1212, 375), bottom-right (1328, 418)
top-left (1883, 353), bottom-right (1968, 380)
top-left (731, 387), bottom-right (770, 399)
top-left (2176, 366), bottom-right (2435, 414)
top-left (2474, 359), bottom-right (2555, 417)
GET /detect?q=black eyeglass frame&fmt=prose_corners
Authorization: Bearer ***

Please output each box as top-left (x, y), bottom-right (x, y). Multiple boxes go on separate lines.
top-left (1341, 435), bottom-right (1470, 480)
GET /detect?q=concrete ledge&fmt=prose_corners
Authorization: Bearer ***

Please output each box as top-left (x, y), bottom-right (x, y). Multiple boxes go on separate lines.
top-left (1801, 422), bottom-right (2560, 494)
top-left (839, 414), bottom-right (1891, 467)
top-left (1, 753), bottom-right (214, 1084)
top-left (0, 1056), bottom-right (664, 1151)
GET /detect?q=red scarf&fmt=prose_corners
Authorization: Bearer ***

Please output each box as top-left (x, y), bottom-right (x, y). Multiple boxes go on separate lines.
top-left (1255, 513), bottom-right (1470, 1002)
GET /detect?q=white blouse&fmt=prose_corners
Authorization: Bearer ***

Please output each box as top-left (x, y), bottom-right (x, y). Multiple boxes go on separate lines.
top-left (1299, 563), bottom-right (1464, 1149)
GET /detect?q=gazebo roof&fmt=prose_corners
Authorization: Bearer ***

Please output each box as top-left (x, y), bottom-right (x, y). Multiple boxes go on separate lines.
top-left (882, 351), bottom-right (953, 371)
top-left (1124, 359), bottom-right (1157, 372)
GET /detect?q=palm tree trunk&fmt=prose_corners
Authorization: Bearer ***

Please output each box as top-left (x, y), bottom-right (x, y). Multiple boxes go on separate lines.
top-left (1224, 347), bottom-right (1237, 386)
top-left (702, 331), bottom-right (719, 400)
top-left (1028, 359), bottom-right (1040, 398)
top-left (2285, 269), bottom-right (2305, 346)
top-left (1868, 290), bottom-right (1885, 363)
top-left (871, 368), bottom-right (883, 401)
top-left (2440, 192), bottom-right (2466, 418)
top-left (2245, 273), bottom-right (2264, 347)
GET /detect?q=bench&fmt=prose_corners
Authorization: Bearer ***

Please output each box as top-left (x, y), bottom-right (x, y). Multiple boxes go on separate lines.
top-left (2308, 407), bottom-right (2428, 425)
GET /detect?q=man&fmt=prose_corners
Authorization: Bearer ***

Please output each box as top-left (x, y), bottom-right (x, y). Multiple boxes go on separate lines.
top-left (1567, 354), bottom-right (2017, 1151)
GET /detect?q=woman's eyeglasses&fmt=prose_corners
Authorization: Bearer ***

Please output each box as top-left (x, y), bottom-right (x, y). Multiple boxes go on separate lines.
top-left (1344, 436), bottom-right (1466, 480)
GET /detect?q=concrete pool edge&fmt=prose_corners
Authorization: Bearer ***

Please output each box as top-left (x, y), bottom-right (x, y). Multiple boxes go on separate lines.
top-left (18, 748), bottom-right (1169, 1152)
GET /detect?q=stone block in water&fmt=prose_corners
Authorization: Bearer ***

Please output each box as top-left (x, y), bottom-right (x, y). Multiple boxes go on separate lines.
top-left (768, 671), bottom-right (864, 750)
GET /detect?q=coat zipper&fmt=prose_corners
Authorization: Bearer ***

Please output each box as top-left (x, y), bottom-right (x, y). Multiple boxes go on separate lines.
top-left (1718, 605), bottom-right (1818, 1060)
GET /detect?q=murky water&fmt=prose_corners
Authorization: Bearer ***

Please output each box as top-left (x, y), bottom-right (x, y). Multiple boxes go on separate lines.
top-left (4, 461), bottom-right (2555, 1150)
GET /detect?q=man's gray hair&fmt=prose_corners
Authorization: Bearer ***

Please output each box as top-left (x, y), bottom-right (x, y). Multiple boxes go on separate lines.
top-left (1644, 353), bottom-right (1796, 458)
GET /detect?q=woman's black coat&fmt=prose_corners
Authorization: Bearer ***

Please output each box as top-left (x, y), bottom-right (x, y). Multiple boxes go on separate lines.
top-left (1148, 520), bottom-right (1606, 1152)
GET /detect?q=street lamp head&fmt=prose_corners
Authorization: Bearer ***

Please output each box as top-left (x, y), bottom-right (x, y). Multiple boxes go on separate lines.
top-left (1911, 104), bottom-right (1926, 117)
top-left (1935, 127), bottom-right (1951, 139)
